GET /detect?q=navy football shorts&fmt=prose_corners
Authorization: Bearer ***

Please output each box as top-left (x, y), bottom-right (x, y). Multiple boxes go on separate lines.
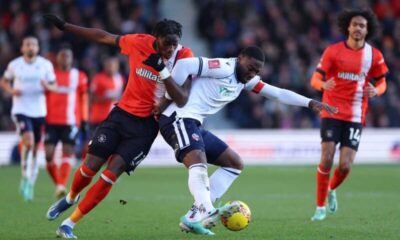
top-left (13, 114), bottom-right (45, 143)
top-left (320, 118), bottom-right (363, 151)
top-left (44, 124), bottom-right (79, 145)
top-left (159, 112), bottom-right (228, 163)
top-left (88, 107), bottom-right (159, 174)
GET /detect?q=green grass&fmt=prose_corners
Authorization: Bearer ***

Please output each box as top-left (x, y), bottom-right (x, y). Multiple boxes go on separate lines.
top-left (0, 164), bottom-right (399, 240)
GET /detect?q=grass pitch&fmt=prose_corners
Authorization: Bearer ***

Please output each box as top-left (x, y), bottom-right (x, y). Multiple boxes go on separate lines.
top-left (0, 164), bottom-right (399, 240)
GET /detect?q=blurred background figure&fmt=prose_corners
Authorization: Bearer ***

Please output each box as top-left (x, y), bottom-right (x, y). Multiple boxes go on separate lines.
top-left (0, 36), bottom-right (57, 201)
top-left (89, 57), bottom-right (124, 135)
top-left (44, 46), bottom-right (88, 199)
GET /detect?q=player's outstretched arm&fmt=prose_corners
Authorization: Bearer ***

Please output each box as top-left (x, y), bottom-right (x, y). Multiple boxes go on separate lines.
top-left (43, 14), bottom-right (118, 46)
top-left (246, 78), bottom-right (338, 115)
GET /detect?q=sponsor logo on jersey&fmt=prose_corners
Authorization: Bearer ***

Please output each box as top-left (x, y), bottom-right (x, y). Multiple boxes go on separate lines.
top-left (97, 134), bottom-right (107, 143)
top-left (136, 68), bottom-right (162, 83)
top-left (337, 72), bottom-right (366, 81)
top-left (208, 59), bottom-right (220, 69)
top-left (219, 86), bottom-right (236, 97)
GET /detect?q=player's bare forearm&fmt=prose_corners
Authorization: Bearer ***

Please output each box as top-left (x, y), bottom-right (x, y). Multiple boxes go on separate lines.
top-left (164, 76), bottom-right (192, 107)
top-left (0, 78), bottom-right (19, 96)
top-left (64, 24), bottom-right (118, 46)
top-left (153, 97), bottom-right (172, 117)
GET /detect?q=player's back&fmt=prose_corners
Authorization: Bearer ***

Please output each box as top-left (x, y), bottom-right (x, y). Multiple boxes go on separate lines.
top-left (117, 34), bottom-right (193, 118)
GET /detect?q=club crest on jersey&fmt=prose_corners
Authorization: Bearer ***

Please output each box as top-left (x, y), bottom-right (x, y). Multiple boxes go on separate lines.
top-left (208, 59), bottom-right (220, 69)
top-left (136, 68), bottom-right (162, 83)
top-left (192, 133), bottom-right (200, 141)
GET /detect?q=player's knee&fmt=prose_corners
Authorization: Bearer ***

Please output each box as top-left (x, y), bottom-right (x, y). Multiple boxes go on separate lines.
top-left (84, 154), bottom-right (107, 173)
top-left (229, 153), bottom-right (243, 170)
top-left (106, 155), bottom-right (128, 177)
top-left (338, 161), bottom-right (352, 173)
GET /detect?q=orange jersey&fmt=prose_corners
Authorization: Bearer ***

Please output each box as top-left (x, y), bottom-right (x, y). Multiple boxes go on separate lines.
top-left (90, 72), bottom-right (124, 124)
top-left (315, 41), bottom-right (388, 124)
top-left (46, 68), bottom-right (88, 126)
top-left (117, 34), bottom-right (194, 117)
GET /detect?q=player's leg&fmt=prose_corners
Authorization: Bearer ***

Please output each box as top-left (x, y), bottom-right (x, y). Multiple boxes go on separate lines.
top-left (14, 115), bottom-right (35, 200)
top-left (202, 129), bottom-right (243, 203)
top-left (311, 118), bottom-right (340, 221)
top-left (47, 120), bottom-right (120, 221)
top-left (328, 122), bottom-right (361, 213)
top-left (57, 154), bottom-right (126, 238)
top-left (56, 125), bottom-right (79, 198)
top-left (44, 124), bottom-right (62, 192)
top-left (159, 115), bottom-right (215, 235)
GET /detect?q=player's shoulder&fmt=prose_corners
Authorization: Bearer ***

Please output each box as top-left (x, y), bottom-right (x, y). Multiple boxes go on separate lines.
top-left (36, 56), bottom-right (54, 67)
top-left (326, 41), bottom-right (345, 51)
top-left (202, 57), bottom-right (236, 77)
top-left (177, 46), bottom-right (194, 59)
top-left (369, 44), bottom-right (384, 57)
top-left (8, 56), bottom-right (24, 66)
top-left (122, 33), bottom-right (155, 43)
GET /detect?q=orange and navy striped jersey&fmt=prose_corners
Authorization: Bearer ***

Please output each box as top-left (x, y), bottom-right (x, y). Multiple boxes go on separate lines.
top-left (46, 68), bottom-right (88, 126)
top-left (315, 41), bottom-right (388, 124)
top-left (89, 72), bottom-right (124, 124)
top-left (117, 34), bottom-right (194, 117)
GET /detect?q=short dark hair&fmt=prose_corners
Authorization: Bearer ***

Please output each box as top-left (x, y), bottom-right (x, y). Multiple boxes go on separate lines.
top-left (337, 9), bottom-right (379, 40)
top-left (240, 46), bottom-right (265, 62)
top-left (152, 19), bottom-right (182, 38)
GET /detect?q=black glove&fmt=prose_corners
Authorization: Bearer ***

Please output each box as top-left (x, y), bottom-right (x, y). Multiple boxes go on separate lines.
top-left (142, 53), bottom-right (165, 71)
top-left (43, 14), bottom-right (66, 30)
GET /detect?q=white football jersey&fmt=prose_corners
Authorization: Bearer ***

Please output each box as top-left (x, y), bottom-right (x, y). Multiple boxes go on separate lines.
top-left (163, 57), bottom-right (260, 123)
top-left (3, 56), bottom-right (56, 117)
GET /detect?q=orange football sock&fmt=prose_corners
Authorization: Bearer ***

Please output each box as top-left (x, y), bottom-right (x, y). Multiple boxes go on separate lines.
top-left (69, 164), bottom-right (97, 200)
top-left (316, 163), bottom-right (331, 207)
top-left (329, 167), bottom-right (349, 190)
top-left (59, 157), bottom-right (72, 186)
top-left (46, 162), bottom-right (60, 186)
top-left (69, 208), bottom-right (84, 223)
top-left (77, 169), bottom-right (117, 215)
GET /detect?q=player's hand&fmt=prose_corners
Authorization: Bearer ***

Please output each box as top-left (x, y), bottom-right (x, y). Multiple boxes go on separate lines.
top-left (11, 89), bottom-right (22, 96)
top-left (308, 100), bottom-right (338, 115)
top-left (363, 82), bottom-right (378, 97)
top-left (43, 14), bottom-right (66, 30)
top-left (143, 53), bottom-right (165, 72)
top-left (322, 78), bottom-right (336, 91)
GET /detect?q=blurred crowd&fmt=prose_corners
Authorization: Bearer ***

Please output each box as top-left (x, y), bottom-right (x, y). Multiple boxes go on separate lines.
top-left (1, 0), bottom-right (400, 130)
top-left (195, 0), bottom-right (400, 128)
top-left (0, 0), bottom-right (159, 130)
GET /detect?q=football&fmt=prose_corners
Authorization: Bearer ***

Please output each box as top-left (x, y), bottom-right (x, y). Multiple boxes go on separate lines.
top-left (220, 200), bottom-right (251, 231)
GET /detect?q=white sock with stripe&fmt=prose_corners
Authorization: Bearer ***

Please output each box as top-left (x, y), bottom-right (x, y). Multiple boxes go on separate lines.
top-left (186, 163), bottom-right (214, 221)
top-left (210, 167), bottom-right (241, 203)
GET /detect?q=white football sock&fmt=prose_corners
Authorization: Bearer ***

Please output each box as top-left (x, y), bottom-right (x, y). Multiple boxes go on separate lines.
top-left (210, 167), bottom-right (241, 203)
top-left (25, 148), bottom-right (34, 184)
top-left (62, 218), bottom-right (76, 229)
top-left (30, 157), bottom-right (39, 185)
top-left (187, 163), bottom-right (214, 221)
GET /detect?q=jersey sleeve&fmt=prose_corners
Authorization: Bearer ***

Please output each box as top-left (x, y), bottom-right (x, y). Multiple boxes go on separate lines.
top-left (177, 47), bottom-right (194, 59)
top-left (197, 57), bottom-right (233, 78)
top-left (119, 34), bottom-right (139, 55)
top-left (45, 61), bottom-right (56, 83)
top-left (315, 46), bottom-right (334, 78)
top-left (369, 49), bottom-right (388, 79)
top-left (3, 61), bottom-right (15, 80)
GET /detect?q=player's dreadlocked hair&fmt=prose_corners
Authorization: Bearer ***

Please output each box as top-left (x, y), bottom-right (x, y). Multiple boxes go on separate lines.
top-left (338, 9), bottom-right (379, 40)
top-left (152, 19), bottom-right (182, 38)
top-left (240, 46), bottom-right (265, 63)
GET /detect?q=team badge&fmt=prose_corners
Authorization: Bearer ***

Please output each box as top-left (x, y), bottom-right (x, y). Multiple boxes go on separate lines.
top-left (97, 134), bottom-right (107, 143)
top-left (192, 133), bottom-right (200, 141)
top-left (326, 130), bottom-right (333, 138)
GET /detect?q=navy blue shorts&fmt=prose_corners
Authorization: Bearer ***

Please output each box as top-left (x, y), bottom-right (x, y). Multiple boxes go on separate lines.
top-left (159, 113), bottom-right (228, 163)
top-left (13, 114), bottom-right (45, 143)
top-left (44, 124), bottom-right (79, 145)
top-left (321, 118), bottom-right (363, 151)
top-left (88, 107), bottom-right (159, 174)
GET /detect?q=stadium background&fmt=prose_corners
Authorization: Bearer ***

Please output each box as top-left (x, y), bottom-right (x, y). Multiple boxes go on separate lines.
top-left (0, 1), bottom-right (399, 239)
